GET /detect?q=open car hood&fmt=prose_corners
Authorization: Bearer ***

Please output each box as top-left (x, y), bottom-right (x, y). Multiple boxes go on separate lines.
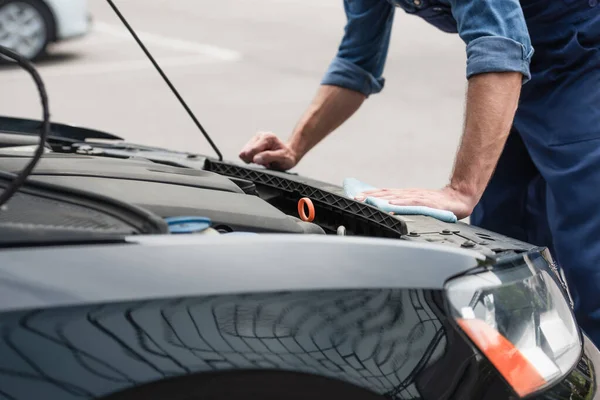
top-left (0, 115), bottom-right (536, 260)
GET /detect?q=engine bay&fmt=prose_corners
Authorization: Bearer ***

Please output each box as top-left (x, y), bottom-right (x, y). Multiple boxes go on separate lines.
top-left (0, 131), bottom-right (537, 259)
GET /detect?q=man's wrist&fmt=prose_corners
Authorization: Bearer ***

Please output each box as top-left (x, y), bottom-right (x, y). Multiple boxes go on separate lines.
top-left (447, 179), bottom-right (481, 212)
top-left (286, 135), bottom-right (304, 164)
top-left (449, 177), bottom-right (480, 198)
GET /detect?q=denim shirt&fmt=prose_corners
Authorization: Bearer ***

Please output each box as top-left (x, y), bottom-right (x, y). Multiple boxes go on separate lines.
top-left (321, 0), bottom-right (535, 97)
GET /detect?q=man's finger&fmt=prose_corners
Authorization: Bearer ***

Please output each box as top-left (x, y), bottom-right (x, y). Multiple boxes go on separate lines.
top-left (240, 136), bottom-right (276, 163)
top-left (354, 189), bottom-right (388, 201)
top-left (361, 189), bottom-right (387, 195)
top-left (389, 199), bottom-right (426, 207)
top-left (239, 140), bottom-right (258, 163)
top-left (363, 191), bottom-right (396, 198)
top-left (254, 149), bottom-right (287, 166)
top-left (370, 195), bottom-right (400, 200)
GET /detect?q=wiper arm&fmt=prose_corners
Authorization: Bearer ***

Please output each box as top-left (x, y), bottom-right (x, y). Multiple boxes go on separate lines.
top-left (105, 0), bottom-right (223, 162)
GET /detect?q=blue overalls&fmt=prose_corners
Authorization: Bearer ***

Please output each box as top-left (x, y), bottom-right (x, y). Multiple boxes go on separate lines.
top-left (320, 0), bottom-right (600, 347)
top-left (472, 1), bottom-right (600, 347)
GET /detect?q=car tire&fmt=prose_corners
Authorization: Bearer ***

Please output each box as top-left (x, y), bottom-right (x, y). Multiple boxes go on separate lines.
top-left (0, 0), bottom-right (55, 61)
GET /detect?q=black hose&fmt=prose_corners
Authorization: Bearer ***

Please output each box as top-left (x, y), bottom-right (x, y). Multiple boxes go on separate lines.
top-left (0, 45), bottom-right (50, 209)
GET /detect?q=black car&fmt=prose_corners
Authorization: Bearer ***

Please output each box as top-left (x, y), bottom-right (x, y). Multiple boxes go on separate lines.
top-left (0, 2), bottom-right (598, 399)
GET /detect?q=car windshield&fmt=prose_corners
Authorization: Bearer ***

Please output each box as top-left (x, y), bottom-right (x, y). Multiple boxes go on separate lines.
top-left (0, 0), bottom-right (466, 188)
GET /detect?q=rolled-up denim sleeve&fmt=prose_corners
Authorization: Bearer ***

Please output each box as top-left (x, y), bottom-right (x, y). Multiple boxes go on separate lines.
top-left (321, 0), bottom-right (395, 97)
top-left (449, 0), bottom-right (534, 84)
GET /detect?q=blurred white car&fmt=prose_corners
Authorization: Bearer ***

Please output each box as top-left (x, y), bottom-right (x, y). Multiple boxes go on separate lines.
top-left (0, 0), bottom-right (90, 60)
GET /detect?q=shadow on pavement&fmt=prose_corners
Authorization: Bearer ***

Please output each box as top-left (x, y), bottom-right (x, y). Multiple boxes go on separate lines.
top-left (0, 51), bottom-right (82, 70)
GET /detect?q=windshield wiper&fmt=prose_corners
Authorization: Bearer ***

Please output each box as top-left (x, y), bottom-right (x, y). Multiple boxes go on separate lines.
top-left (104, 0), bottom-right (223, 162)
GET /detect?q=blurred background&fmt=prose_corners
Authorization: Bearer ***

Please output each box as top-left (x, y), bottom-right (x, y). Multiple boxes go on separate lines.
top-left (0, 0), bottom-right (467, 190)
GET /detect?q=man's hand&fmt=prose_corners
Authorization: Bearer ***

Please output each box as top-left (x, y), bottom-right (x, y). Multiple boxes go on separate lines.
top-left (239, 132), bottom-right (299, 171)
top-left (355, 186), bottom-right (477, 220)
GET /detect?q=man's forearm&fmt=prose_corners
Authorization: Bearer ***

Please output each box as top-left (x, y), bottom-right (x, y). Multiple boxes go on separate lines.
top-left (449, 72), bottom-right (523, 210)
top-left (287, 84), bottom-right (365, 162)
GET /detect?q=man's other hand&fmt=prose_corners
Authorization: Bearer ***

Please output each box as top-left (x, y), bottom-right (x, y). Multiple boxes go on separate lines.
top-left (354, 186), bottom-right (477, 220)
top-left (239, 132), bottom-right (298, 171)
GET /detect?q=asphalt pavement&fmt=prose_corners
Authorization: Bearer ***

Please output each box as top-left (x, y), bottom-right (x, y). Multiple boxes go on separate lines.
top-left (0, 0), bottom-right (467, 191)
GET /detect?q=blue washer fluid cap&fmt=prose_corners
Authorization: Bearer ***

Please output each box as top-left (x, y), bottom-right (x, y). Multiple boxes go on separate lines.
top-left (164, 216), bottom-right (212, 234)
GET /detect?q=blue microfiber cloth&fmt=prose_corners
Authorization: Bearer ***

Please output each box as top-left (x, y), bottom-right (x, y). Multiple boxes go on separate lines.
top-left (343, 178), bottom-right (458, 223)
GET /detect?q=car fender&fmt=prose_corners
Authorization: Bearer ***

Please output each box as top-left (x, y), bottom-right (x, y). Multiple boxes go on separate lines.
top-left (42, 0), bottom-right (89, 40)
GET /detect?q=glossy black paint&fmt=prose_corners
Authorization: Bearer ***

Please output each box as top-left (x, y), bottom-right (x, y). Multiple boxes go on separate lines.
top-left (0, 285), bottom-right (595, 399)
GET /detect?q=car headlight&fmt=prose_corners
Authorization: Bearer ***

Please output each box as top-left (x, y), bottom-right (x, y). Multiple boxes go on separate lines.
top-left (445, 251), bottom-right (581, 397)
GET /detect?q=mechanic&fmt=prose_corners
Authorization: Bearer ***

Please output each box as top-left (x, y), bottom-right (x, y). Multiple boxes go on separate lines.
top-left (238, 0), bottom-right (600, 347)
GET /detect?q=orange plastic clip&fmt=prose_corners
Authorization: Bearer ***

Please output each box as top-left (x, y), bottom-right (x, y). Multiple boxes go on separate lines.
top-left (298, 197), bottom-right (315, 222)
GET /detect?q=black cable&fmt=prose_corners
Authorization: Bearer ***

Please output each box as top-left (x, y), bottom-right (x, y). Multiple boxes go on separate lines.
top-left (105, 0), bottom-right (223, 161)
top-left (0, 45), bottom-right (49, 209)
